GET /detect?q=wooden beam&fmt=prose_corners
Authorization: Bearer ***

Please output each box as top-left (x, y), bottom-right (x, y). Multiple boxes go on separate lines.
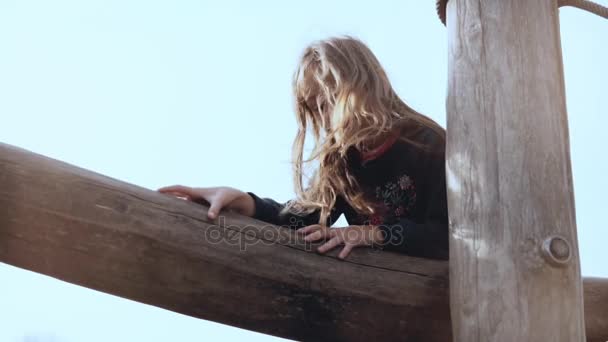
top-left (0, 143), bottom-right (451, 342)
top-left (445, 0), bottom-right (586, 341)
top-left (0, 143), bottom-right (605, 341)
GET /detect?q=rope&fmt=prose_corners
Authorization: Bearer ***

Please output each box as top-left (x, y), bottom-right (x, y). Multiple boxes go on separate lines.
top-left (559, 0), bottom-right (608, 19)
top-left (436, 0), bottom-right (608, 25)
top-left (436, 0), bottom-right (448, 26)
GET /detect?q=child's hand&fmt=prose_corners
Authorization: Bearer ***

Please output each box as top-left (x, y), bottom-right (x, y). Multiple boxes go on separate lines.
top-left (296, 224), bottom-right (385, 260)
top-left (157, 185), bottom-right (255, 220)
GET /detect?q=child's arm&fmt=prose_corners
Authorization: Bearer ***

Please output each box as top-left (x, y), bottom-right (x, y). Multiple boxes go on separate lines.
top-left (157, 185), bottom-right (344, 229)
top-left (246, 192), bottom-right (345, 229)
top-left (157, 185), bottom-right (256, 220)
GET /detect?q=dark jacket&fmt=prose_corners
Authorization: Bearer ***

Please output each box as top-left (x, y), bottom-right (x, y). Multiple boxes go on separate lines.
top-left (247, 125), bottom-right (449, 260)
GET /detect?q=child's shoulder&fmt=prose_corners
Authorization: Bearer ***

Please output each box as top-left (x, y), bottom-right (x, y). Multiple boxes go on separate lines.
top-left (397, 123), bottom-right (445, 155)
top-left (419, 124), bottom-right (445, 146)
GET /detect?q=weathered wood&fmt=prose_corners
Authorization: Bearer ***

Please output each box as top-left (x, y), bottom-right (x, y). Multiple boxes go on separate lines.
top-left (0, 143), bottom-right (451, 342)
top-left (584, 278), bottom-right (608, 341)
top-left (0, 143), bottom-right (606, 341)
top-left (445, 0), bottom-right (586, 341)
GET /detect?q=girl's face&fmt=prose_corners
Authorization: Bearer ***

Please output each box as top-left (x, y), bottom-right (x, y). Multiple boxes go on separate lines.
top-left (306, 95), bottom-right (334, 137)
top-left (303, 79), bottom-right (332, 132)
top-left (296, 65), bottom-right (337, 138)
top-left (305, 97), bottom-right (326, 116)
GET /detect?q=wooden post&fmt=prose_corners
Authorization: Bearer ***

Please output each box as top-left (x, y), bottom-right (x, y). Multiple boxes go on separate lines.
top-left (0, 143), bottom-right (606, 341)
top-left (444, 0), bottom-right (586, 341)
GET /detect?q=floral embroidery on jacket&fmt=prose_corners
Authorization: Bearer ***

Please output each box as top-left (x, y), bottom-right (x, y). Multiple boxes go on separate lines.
top-left (362, 173), bottom-right (417, 225)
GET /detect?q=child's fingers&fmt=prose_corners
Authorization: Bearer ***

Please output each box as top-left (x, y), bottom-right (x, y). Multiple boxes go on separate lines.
top-left (296, 224), bottom-right (322, 234)
top-left (207, 196), bottom-right (226, 220)
top-left (338, 244), bottom-right (354, 259)
top-left (163, 191), bottom-right (191, 200)
top-left (158, 185), bottom-right (193, 195)
top-left (317, 236), bottom-right (342, 254)
top-left (303, 227), bottom-right (332, 242)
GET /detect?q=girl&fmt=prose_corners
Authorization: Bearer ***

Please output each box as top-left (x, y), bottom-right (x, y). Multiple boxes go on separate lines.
top-left (158, 36), bottom-right (448, 260)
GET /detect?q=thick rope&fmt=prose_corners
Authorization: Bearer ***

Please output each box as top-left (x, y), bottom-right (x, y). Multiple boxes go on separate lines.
top-left (559, 0), bottom-right (608, 19)
top-left (436, 0), bottom-right (448, 26)
top-left (436, 0), bottom-right (608, 25)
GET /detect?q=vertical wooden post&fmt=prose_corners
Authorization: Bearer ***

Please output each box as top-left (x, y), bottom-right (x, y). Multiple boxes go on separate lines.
top-left (445, 0), bottom-right (586, 341)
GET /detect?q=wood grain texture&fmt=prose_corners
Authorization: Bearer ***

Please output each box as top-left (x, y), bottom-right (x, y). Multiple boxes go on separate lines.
top-left (0, 143), bottom-right (450, 342)
top-left (0, 143), bottom-right (606, 341)
top-left (584, 278), bottom-right (608, 341)
top-left (445, 0), bottom-right (587, 341)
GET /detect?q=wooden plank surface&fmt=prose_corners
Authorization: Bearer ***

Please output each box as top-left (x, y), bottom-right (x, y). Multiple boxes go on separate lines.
top-left (1, 143), bottom-right (606, 341)
top-left (445, 0), bottom-right (587, 341)
top-left (0, 142), bottom-right (450, 342)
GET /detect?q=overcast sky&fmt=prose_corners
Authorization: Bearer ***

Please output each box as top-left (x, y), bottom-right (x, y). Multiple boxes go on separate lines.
top-left (1, 1), bottom-right (606, 341)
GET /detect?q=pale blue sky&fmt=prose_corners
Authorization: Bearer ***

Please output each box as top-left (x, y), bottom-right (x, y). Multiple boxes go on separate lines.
top-left (0, 1), bottom-right (606, 341)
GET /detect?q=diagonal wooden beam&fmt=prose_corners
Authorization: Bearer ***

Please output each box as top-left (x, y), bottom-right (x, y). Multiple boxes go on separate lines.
top-left (0, 143), bottom-right (606, 341)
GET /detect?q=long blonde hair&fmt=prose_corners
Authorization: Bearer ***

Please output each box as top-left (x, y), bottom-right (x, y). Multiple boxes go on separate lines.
top-left (283, 36), bottom-right (445, 225)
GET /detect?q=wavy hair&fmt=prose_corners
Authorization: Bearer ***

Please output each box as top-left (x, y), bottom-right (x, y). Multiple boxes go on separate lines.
top-left (282, 36), bottom-right (445, 226)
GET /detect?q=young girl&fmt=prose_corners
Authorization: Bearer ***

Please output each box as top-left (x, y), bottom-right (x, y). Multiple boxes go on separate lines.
top-left (158, 36), bottom-right (448, 260)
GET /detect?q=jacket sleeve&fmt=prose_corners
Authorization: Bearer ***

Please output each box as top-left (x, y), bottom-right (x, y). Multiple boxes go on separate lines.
top-left (246, 192), bottom-right (345, 229)
top-left (376, 144), bottom-right (449, 260)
